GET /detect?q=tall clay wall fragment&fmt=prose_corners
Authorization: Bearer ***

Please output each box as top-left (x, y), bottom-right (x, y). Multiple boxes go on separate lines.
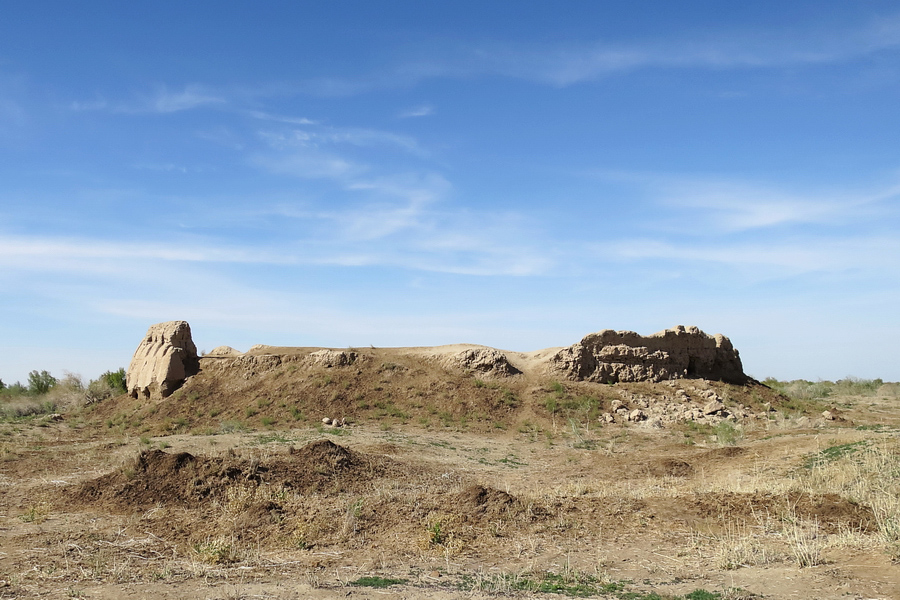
top-left (126, 321), bottom-right (199, 399)
top-left (550, 325), bottom-right (746, 384)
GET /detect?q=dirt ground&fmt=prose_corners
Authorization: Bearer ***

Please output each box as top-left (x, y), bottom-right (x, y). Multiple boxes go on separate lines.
top-left (1, 350), bottom-right (899, 599)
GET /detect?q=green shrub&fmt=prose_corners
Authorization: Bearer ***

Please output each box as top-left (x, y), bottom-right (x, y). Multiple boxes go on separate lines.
top-left (85, 368), bottom-right (127, 403)
top-left (350, 576), bottom-right (407, 588)
top-left (715, 421), bottom-right (740, 446)
top-left (764, 376), bottom-right (891, 400)
top-left (27, 370), bottom-right (57, 395)
top-left (100, 368), bottom-right (127, 394)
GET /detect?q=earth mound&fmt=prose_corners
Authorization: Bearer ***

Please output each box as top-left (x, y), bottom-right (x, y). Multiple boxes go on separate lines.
top-left (72, 441), bottom-right (393, 511)
top-left (454, 484), bottom-right (519, 519)
top-left (686, 492), bottom-right (876, 534)
top-left (444, 348), bottom-right (521, 377)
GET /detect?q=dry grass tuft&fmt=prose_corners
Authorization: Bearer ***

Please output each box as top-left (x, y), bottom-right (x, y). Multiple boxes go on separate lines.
top-left (794, 438), bottom-right (900, 559)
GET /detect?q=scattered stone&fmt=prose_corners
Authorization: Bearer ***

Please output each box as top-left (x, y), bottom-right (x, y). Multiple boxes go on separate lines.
top-left (601, 412), bottom-right (616, 423)
top-left (822, 410), bottom-right (834, 421)
top-left (127, 321), bottom-right (199, 400)
top-left (703, 400), bottom-right (725, 415)
top-left (628, 409), bottom-right (647, 422)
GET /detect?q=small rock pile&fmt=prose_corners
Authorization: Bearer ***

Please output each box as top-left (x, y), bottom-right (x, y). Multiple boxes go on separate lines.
top-left (600, 384), bottom-right (771, 426)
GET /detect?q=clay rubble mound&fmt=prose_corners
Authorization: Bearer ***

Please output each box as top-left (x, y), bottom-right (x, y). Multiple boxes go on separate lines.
top-left (549, 325), bottom-right (746, 384)
top-left (125, 321), bottom-right (749, 409)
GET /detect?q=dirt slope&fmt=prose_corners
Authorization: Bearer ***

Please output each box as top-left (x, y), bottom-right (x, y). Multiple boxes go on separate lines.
top-left (90, 344), bottom-right (782, 437)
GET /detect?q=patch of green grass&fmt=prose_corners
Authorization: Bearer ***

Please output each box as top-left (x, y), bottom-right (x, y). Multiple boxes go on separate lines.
top-left (764, 376), bottom-right (889, 401)
top-left (253, 432), bottom-right (291, 445)
top-left (374, 400), bottom-right (409, 420)
top-left (350, 576), bottom-right (407, 588)
top-left (572, 439), bottom-right (598, 450)
top-left (501, 388), bottom-right (519, 408)
top-left (682, 591), bottom-right (722, 600)
top-left (856, 424), bottom-right (889, 431)
top-left (714, 421), bottom-right (740, 446)
top-left (544, 396), bottom-right (559, 414)
top-left (429, 440), bottom-right (455, 449)
top-left (219, 420), bottom-right (247, 434)
top-left (804, 440), bottom-right (868, 469)
top-left (461, 571), bottom-right (624, 597)
top-left (533, 572), bottom-right (622, 596)
top-left (498, 454), bottom-right (526, 468)
top-left (316, 425), bottom-right (350, 436)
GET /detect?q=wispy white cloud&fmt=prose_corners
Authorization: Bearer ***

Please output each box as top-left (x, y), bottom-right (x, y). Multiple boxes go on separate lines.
top-left (453, 17), bottom-right (900, 86)
top-left (398, 104), bottom-right (434, 118)
top-left (251, 149), bottom-right (364, 179)
top-left (147, 84), bottom-right (225, 113)
top-left (245, 109), bottom-right (317, 125)
top-left (596, 236), bottom-right (900, 275)
top-left (257, 123), bottom-right (426, 157)
top-left (0, 235), bottom-right (290, 270)
top-left (296, 12), bottom-right (900, 93)
top-left (588, 170), bottom-right (900, 233)
top-left (657, 179), bottom-right (900, 232)
top-left (331, 173), bottom-right (450, 240)
top-left (131, 162), bottom-right (193, 174)
top-left (96, 84), bottom-right (226, 114)
top-left (0, 178), bottom-right (550, 278)
top-left (69, 97), bottom-right (108, 111)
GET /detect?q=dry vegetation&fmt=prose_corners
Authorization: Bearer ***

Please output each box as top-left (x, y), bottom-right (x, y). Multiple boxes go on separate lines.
top-left (1, 353), bottom-right (899, 599)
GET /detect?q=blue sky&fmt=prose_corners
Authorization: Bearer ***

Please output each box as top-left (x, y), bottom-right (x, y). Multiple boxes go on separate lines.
top-left (2, 1), bottom-right (899, 384)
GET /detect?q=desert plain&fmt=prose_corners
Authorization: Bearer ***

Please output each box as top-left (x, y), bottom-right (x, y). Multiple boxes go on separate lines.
top-left (1, 326), bottom-right (899, 600)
